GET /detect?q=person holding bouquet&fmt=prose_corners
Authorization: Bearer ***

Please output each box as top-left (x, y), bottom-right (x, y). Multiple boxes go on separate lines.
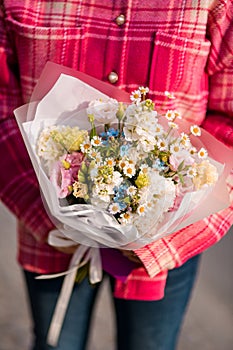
top-left (0, 1), bottom-right (233, 350)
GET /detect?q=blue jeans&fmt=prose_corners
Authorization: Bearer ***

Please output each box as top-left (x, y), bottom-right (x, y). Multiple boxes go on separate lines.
top-left (23, 254), bottom-right (200, 350)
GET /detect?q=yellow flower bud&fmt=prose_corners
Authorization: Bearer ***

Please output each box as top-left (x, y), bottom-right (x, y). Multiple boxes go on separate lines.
top-left (88, 113), bottom-right (95, 124)
top-left (145, 99), bottom-right (154, 110)
top-left (135, 173), bottom-right (149, 189)
top-left (116, 102), bottom-right (125, 121)
top-left (62, 160), bottom-right (71, 169)
top-left (161, 155), bottom-right (168, 163)
top-left (68, 185), bottom-right (73, 192)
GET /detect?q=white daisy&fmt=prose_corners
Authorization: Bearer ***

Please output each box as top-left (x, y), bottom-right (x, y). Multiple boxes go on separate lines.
top-left (137, 203), bottom-right (147, 216)
top-left (180, 132), bottom-right (190, 143)
top-left (108, 202), bottom-right (121, 214)
top-left (187, 167), bottom-right (197, 178)
top-left (118, 159), bottom-right (127, 170)
top-left (189, 147), bottom-right (197, 155)
top-left (127, 186), bottom-right (137, 196)
top-left (139, 86), bottom-right (149, 96)
top-left (168, 121), bottom-right (179, 129)
top-left (89, 149), bottom-right (101, 160)
top-left (130, 89), bottom-right (142, 104)
top-left (105, 158), bottom-right (115, 167)
top-left (180, 136), bottom-right (191, 148)
top-left (120, 211), bottom-right (132, 224)
top-left (190, 125), bottom-right (201, 136)
top-left (123, 163), bottom-right (136, 178)
top-left (91, 136), bottom-right (102, 147)
top-left (198, 148), bottom-right (208, 159)
top-left (157, 139), bottom-right (168, 151)
top-left (154, 124), bottom-right (164, 136)
top-left (165, 110), bottom-right (176, 121)
top-left (165, 91), bottom-right (176, 99)
top-left (80, 140), bottom-right (92, 154)
top-left (170, 143), bottom-right (181, 153)
top-left (140, 164), bottom-right (149, 173)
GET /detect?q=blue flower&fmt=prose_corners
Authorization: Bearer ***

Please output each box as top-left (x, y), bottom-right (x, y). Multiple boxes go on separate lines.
top-left (108, 128), bottom-right (119, 137)
top-left (112, 196), bottom-right (127, 210)
top-left (153, 158), bottom-right (166, 171)
top-left (120, 144), bottom-right (130, 157)
top-left (100, 128), bottom-right (119, 139)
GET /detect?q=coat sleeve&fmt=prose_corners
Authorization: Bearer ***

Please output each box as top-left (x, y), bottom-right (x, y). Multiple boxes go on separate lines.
top-left (0, 8), bottom-right (54, 242)
top-left (135, 1), bottom-right (233, 277)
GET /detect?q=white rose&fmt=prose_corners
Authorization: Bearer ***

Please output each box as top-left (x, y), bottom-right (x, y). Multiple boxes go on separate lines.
top-left (86, 98), bottom-right (119, 124)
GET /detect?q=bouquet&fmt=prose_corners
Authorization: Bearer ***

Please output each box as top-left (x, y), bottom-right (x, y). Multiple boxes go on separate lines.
top-left (37, 88), bottom-right (219, 241)
top-left (14, 62), bottom-right (232, 346)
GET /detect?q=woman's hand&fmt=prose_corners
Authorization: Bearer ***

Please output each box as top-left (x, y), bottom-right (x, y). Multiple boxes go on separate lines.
top-left (120, 249), bottom-right (143, 266)
top-left (53, 244), bottom-right (79, 255)
top-left (47, 235), bottom-right (79, 254)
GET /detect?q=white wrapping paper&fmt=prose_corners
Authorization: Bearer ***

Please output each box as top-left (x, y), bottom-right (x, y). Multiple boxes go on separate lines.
top-left (14, 63), bottom-right (233, 347)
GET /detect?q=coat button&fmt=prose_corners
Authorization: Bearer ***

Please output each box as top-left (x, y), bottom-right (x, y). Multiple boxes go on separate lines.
top-left (108, 71), bottom-right (119, 84)
top-left (115, 14), bottom-right (125, 26)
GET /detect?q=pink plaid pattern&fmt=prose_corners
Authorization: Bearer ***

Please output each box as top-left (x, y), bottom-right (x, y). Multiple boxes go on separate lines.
top-left (0, 0), bottom-right (233, 300)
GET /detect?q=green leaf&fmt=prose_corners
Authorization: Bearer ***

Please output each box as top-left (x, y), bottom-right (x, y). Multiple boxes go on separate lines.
top-left (90, 125), bottom-right (97, 138)
top-left (177, 160), bottom-right (185, 172)
top-left (123, 196), bottom-right (131, 204)
top-left (75, 263), bottom-right (89, 284)
top-left (178, 173), bottom-right (185, 185)
top-left (78, 171), bottom-right (85, 183)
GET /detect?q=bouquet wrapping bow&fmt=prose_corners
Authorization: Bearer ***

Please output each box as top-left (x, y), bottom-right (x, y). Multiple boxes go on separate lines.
top-left (14, 62), bottom-right (233, 346)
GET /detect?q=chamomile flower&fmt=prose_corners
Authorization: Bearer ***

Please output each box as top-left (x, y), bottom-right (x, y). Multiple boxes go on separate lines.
top-left (186, 167), bottom-right (197, 178)
top-left (89, 149), bottom-right (100, 158)
top-left (157, 139), bottom-right (168, 151)
top-left (189, 147), bottom-right (197, 155)
top-left (139, 86), bottom-right (149, 96)
top-left (105, 158), bottom-right (115, 167)
top-left (180, 132), bottom-right (190, 143)
top-left (108, 202), bottom-right (121, 214)
top-left (140, 164), bottom-right (149, 173)
top-left (118, 159), bottom-right (127, 170)
top-left (137, 203), bottom-right (147, 216)
top-left (120, 211), bottom-right (132, 224)
top-left (165, 110), bottom-right (176, 121)
top-left (130, 89), bottom-right (142, 104)
top-left (154, 124), bottom-right (164, 136)
top-left (174, 110), bottom-right (181, 119)
top-left (170, 143), bottom-right (181, 154)
top-left (127, 186), bottom-right (137, 196)
top-left (165, 91), bottom-right (176, 99)
top-left (80, 138), bottom-right (92, 153)
top-left (190, 125), bottom-right (201, 136)
top-left (92, 152), bottom-right (102, 165)
top-left (168, 121), bottom-right (179, 129)
top-left (180, 137), bottom-right (191, 149)
top-left (123, 163), bottom-right (136, 178)
top-left (198, 148), bottom-right (208, 159)
top-left (146, 201), bottom-right (154, 210)
top-left (91, 136), bottom-right (102, 147)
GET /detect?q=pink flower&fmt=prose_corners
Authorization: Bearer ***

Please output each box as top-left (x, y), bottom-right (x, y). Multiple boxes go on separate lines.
top-left (50, 152), bottom-right (84, 198)
top-left (169, 154), bottom-right (180, 171)
top-left (169, 152), bottom-right (195, 172)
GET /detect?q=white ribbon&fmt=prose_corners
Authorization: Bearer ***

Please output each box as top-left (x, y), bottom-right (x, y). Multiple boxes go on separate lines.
top-left (36, 230), bottom-right (103, 347)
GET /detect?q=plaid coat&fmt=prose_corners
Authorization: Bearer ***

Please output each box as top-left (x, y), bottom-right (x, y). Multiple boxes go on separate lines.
top-left (0, 0), bottom-right (233, 300)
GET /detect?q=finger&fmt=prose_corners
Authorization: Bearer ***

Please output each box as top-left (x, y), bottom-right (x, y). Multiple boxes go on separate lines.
top-left (121, 250), bottom-right (143, 265)
top-left (53, 245), bottom-right (79, 255)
